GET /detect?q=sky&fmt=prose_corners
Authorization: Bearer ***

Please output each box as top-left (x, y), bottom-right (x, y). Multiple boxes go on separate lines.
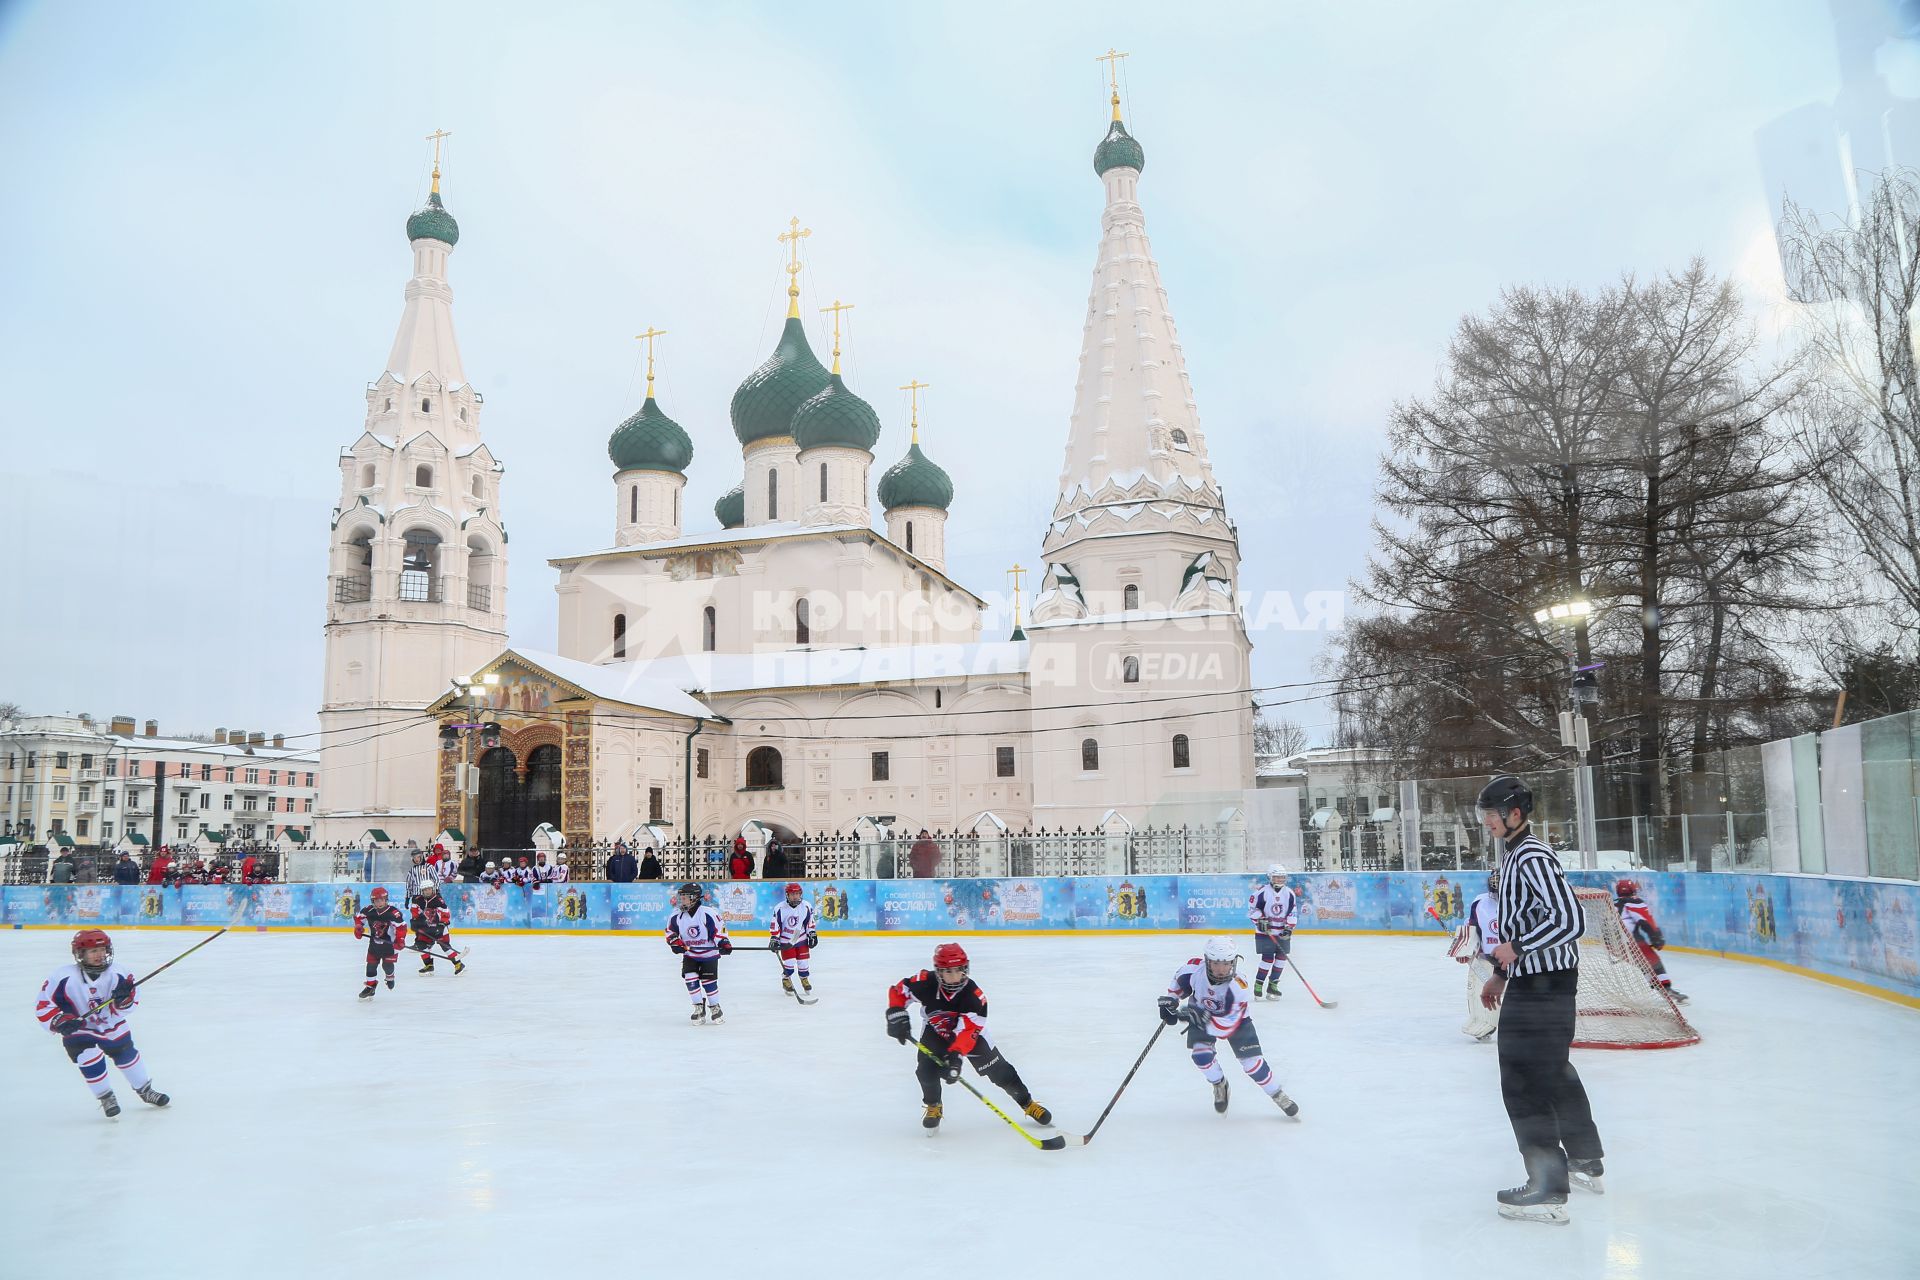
top-left (0, 0), bottom-right (1861, 744)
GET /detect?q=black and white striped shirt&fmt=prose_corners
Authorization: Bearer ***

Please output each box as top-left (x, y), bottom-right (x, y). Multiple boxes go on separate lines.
top-left (1496, 831), bottom-right (1584, 976)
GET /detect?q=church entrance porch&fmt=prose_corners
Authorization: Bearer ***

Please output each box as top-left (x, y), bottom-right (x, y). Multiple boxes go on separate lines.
top-left (476, 744), bottom-right (561, 850)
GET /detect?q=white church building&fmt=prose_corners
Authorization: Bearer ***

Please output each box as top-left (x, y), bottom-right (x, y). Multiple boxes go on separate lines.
top-left (315, 85), bottom-right (1255, 851)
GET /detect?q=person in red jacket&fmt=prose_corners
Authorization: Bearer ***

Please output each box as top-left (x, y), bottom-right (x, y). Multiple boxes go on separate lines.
top-left (1615, 880), bottom-right (1686, 1002)
top-left (145, 850), bottom-right (170, 885)
top-left (885, 942), bottom-right (1051, 1132)
top-left (728, 836), bottom-right (753, 880)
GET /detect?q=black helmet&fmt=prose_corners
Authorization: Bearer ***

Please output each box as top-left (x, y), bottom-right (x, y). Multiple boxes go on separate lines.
top-left (678, 882), bottom-right (701, 902)
top-left (1476, 774), bottom-right (1533, 816)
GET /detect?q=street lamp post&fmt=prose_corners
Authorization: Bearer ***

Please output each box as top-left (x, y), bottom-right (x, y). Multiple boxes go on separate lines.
top-left (1533, 599), bottom-right (1602, 870)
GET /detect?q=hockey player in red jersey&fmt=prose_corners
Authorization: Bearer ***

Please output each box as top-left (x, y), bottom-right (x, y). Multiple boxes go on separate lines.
top-left (34, 929), bottom-right (171, 1118)
top-left (354, 886), bottom-right (409, 999)
top-left (409, 880), bottom-right (465, 975)
top-left (886, 942), bottom-right (1052, 1132)
top-left (1615, 880), bottom-right (1686, 1002)
top-left (1160, 936), bottom-right (1299, 1117)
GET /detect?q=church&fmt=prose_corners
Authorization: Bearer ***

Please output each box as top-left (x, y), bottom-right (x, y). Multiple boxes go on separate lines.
top-left (314, 76), bottom-right (1254, 851)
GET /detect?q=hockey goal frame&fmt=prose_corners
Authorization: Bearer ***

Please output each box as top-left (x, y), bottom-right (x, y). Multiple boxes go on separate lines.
top-left (1570, 887), bottom-right (1700, 1050)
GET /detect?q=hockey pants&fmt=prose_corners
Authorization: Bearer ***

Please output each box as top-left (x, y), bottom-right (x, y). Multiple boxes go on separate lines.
top-left (915, 1030), bottom-right (1033, 1108)
top-left (1254, 931), bottom-right (1291, 986)
top-left (1185, 1017), bottom-right (1285, 1096)
top-left (62, 1031), bottom-right (152, 1097)
top-left (1497, 969), bottom-right (1603, 1192)
top-left (364, 941), bottom-right (398, 983)
top-left (415, 932), bottom-right (457, 967)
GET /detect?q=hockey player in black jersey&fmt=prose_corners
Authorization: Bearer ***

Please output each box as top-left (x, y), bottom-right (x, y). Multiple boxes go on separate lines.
top-left (885, 942), bottom-right (1051, 1132)
top-left (410, 881), bottom-right (464, 975)
top-left (354, 887), bottom-right (408, 999)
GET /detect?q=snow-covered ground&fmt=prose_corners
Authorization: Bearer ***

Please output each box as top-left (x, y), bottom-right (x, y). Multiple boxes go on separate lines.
top-left (1, 930), bottom-right (1914, 1280)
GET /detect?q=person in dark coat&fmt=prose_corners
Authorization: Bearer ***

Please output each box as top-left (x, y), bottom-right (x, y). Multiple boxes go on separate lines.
top-left (606, 843), bottom-right (639, 883)
top-left (112, 852), bottom-right (141, 885)
top-left (762, 838), bottom-right (787, 880)
top-left (638, 850), bottom-right (664, 880)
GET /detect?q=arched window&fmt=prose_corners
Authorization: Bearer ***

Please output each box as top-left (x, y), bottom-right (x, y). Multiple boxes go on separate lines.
top-left (1123, 655), bottom-right (1140, 683)
top-left (421, 398), bottom-right (432, 413)
top-left (613, 613), bottom-right (626, 659)
top-left (934, 688), bottom-right (942, 708)
top-left (629, 485), bottom-right (638, 524)
top-left (466, 534), bottom-right (495, 610)
top-left (1123, 583), bottom-right (1139, 611)
top-left (1171, 428), bottom-right (1189, 447)
top-left (906, 520), bottom-right (914, 553)
top-left (673, 489), bottom-right (678, 525)
top-left (768, 469), bottom-right (779, 520)
top-left (384, 398), bottom-right (393, 412)
top-left (360, 463), bottom-right (376, 489)
top-left (1172, 734), bottom-right (1191, 769)
top-left (473, 474), bottom-right (484, 498)
top-left (458, 407), bottom-right (467, 422)
top-left (746, 746), bottom-right (783, 789)
top-left (796, 597), bottom-right (810, 645)
top-left (820, 462), bottom-right (828, 502)
top-left (1081, 738), bottom-right (1100, 772)
top-left (399, 528), bottom-right (442, 602)
top-left (414, 464), bottom-right (433, 488)
top-left (702, 606), bottom-right (716, 653)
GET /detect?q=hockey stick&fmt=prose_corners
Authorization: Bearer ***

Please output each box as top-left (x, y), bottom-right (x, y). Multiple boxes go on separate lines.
top-left (909, 1039), bottom-right (1066, 1151)
top-left (408, 938), bottom-right (469, 964)
top-left (762, 944), bottom-right (820, 1003)
top-left (80, 927), bottom-right (228, 1019)
top-left (1076, 1022), bottom-right (1166, 1145)
top-left (1288, 959), bottom-right (1338, 1009)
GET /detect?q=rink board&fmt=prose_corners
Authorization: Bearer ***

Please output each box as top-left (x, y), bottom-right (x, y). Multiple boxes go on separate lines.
top-left (6, 870), bottom-right (1917, 1003)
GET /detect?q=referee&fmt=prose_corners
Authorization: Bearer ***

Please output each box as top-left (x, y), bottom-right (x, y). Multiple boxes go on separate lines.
top-left (1476, 774), bottom-right (1604, 1224)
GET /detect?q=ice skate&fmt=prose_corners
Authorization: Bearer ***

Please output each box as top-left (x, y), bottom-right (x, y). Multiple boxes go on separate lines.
top-left (358, 984), bottom-right (375, 1000)
top-left (689, 1002), bottom-right (707, 1023)
top-left (1252, 981), bottom-right (1267, 1000)
top-left (921, 1103), bottom-right (942, 1131)
top-left (800, 977), bottom-right (812, 993)
top-left (135, 1083), bottom-right (170, 1108)
top-left (98, 1091), bottom-right (120, 1118)
top-left (385, 977), bottom-right (395, 990)
top-left (1267, 986), bottom-right (1284, 1001)
top-left (452, 959), bottom-right (465, 975)
top-left (1211, 1079), bottom-right (1230, 1113)
top-left (706, 1004), bottom-right (725, 1024)
top-left (1270, 1088), bottom-right (1299, 1117)
top-left (782, 977), bottom-right (795, 996)
top-left (1568, 1157), bottom-right (1605, 1194)
top-left (1471, 1028), bottom-right (1496, 1043)
top-left (419, 960), bottom-right (435, 974)
top-left (1669, 989), bottom-right (1689, 1004)
top-left (1496, 1181), bottom-right (1570, 1224)
top-left (1021, 1100), bottom-right (1053, 1126)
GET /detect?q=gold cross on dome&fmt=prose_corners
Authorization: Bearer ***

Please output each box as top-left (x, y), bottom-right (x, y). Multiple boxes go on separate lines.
top-left (820, 299), bottom-right (855, 374)
top-left (1095, 48), bottom-right (1129, 118)
top-left (779, 216), bottom-right (812, 315)
top-left (899, 379), bottom-right (930, 443)
top-left (1008, 562), bottom-right (1027, 627)
top-left (426, 128), bottom-right (452, 192)
top-left (635, 326), bottom-right (668, 397)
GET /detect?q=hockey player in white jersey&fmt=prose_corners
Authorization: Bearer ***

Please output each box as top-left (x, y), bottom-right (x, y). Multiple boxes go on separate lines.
top-left (1247, 866), bottom-right (1300, 1000)
top-left (768, 882), bottom-right (818, 997)
top-left (1158, 937), bottom-right (1299, 1117)
top-left (1452, 870), bottom-right (1500, 1041)
top-left (665, 882), bottom-right (732, 1023)
top-left (33, 929), bottom-right (171, 1118)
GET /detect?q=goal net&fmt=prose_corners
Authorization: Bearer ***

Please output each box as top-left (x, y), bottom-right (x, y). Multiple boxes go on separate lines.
top-left (1571, 888), bottom-right (1700, 1049)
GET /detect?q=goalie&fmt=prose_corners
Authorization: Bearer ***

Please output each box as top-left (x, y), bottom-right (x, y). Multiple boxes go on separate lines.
top-left (1449, 870), bottom-right (1500, 1041)
top-left (1615, 880), bottom-right (1687, 1003)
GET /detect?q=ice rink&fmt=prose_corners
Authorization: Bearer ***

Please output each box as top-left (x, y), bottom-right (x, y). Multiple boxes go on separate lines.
top-left (2, 928), bottom-right (1915, 1280)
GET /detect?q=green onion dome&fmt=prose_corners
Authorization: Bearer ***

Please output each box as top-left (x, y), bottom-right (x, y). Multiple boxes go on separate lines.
top-left (729, 316), bottom-right (831, 445)
top-left (608, 397), bottom-right (693, 474)
top-left (406, 191), bottom-right (460, 246)
top-left (714, 485), bottom-right (746, 529)
top-left (1093, 119), bottom-right (1145, 177)
top-left (877, 442), bottom-right (953, 511)
top-left (792, 374), bottom-right (882, 453)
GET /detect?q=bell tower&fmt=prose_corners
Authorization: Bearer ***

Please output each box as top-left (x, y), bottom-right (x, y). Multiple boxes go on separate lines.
top-left (315, 133), bottom-right (510, 846)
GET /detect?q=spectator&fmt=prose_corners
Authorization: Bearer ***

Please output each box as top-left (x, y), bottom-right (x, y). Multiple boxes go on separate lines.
top-left (729, 837), bottom-right (754, 880)
top-left (763, 837), bottom-right (787, 880)
top-left (875, 846), bottom-right (896, 879)
top-left (606, 842), bottom-right (638, 883)
top-left (146, 849), bottom-right (170, 885)
top-left (240, 852), bottom-right (258, 882)
top-left (909, 830), bottom-right (942, 879)
top-left (638, 849), bottom-right (664, 880)
top-left (457, 851), bottom-right (483, 883)
top-left (112, 851), bottom-right (141, 885)
top-left (48, 849), bottom-right (77, 884)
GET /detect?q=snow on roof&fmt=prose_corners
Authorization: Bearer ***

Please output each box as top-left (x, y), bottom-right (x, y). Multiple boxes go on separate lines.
top-left (554, 522), bottom-right (870, 561)
top-left (506, 649), bottom-right (717, 719)
top-left (1027, 608), bottom-right (1237, 630)
top-left (560, 641), bottom-right (1032, 699)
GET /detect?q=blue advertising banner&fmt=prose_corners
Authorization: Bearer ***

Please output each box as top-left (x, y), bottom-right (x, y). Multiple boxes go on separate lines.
top-left (120, 885), bottom-right (182, 926)
top-left (610, 882), bottom-right (682, 932)
top-left (528, 884), bottom-right (610, 930)
top-left (1072, 875), bottom-right (1179, 929)
top-left (1176, 876), bottom-right (1248, 930)
top-left (801, 880), bottom-right (875, 933)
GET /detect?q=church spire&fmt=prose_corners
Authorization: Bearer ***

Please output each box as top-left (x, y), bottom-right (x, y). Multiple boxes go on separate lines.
top-left (388, 129), bottom-right (467, 389)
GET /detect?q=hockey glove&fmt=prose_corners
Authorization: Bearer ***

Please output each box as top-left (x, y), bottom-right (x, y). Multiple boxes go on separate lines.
top-left (1157, 995), bottom-right (1182, 1026)
top-left (940, 1054), bottom-right (963, 1084)
top-left (52, 1015), bottom-right (92, 1038)
top-left (354, 926), bottom-right (365, 940)
top-left (885, 1007), bottom-right (912, 1043)
top-left (718, 938), bottom-right (733, 956)
top-left (668, 939), bottom-right (685, 953)
top-left (805, 932), bottom-right (818, 948)
top-left (1183, 1004), bottom-right (1213, 1031)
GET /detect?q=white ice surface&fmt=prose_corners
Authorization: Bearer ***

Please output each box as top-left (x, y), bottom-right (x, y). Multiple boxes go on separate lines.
top-left (2, 932), bottom-right (1916, 1280)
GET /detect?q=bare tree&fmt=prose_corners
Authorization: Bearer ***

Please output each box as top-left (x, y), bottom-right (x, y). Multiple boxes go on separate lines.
top-left (1780, 172), bottom-right (1920, 642)
top-left (1252, 713), bottom-right (1308, 761)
